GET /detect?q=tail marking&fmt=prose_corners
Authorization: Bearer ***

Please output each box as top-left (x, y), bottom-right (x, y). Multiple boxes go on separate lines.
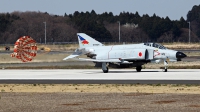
top-left (78, 35), bottom-right (89, 45)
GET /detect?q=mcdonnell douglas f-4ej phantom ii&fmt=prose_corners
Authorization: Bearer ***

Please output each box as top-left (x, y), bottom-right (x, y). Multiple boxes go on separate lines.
top-left (63, 33), bottom-right (187, 73)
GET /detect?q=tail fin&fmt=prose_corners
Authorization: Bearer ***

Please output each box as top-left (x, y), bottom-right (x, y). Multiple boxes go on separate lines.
top-left (77, 33), bottom-right (103, 48)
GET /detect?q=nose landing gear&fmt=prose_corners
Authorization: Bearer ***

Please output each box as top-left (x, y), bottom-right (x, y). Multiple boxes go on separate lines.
top-left (163, 60), bottom-right (168, 72)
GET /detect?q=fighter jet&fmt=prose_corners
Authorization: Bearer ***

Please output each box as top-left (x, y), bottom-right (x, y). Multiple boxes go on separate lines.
top-left (63, 33), bottom-right (187, 73)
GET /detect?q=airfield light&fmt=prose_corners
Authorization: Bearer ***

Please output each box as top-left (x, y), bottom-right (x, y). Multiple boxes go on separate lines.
top-left (188, 21), bottom-right (191, 44)
top-left (118, 21), bottom-right (120, 43)
top-left (43, 22), bottom-right (47, 44)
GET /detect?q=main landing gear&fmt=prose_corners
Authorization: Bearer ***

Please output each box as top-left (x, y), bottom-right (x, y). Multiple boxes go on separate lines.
top-left (101, 63), bottom-right (143, 73)
top-left (102, 62), bottom-right (109, 73)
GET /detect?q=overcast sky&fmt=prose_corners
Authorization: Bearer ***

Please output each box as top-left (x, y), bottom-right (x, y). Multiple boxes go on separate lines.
top-left (0, 0), bottom-right (199, 20)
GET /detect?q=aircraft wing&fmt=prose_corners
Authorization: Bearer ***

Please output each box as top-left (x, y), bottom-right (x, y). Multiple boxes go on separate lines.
top-left (74, 57), bottom-right (137, 63)
top-left (121, 57), bottom-right (137, 61)
top-left (78, 58), bottom-right (121, 62)
top-left (64, 55), bottom-right (138, 62)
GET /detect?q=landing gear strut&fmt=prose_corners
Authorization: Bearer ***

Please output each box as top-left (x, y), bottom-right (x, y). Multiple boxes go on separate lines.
top-left (102, 62), bottom-right (109, 73)
top-left (136, 66), bottom-right (142, 72)
top-left (164, 60), bottom-right (168, 72)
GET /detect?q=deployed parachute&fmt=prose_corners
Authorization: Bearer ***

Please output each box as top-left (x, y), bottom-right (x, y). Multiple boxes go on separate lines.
top-left (11, 36), bottom-right (37, 62)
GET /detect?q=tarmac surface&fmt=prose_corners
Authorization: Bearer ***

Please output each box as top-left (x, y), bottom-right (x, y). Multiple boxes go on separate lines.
top-left (1, 69), bottom-right (200, 84)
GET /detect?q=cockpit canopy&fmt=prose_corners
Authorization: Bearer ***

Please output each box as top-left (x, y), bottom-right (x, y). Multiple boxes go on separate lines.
top-left (144, 43), bottom-right (167, 49)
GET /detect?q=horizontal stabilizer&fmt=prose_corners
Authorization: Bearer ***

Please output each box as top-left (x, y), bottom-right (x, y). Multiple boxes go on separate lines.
top-left (63, 55), bottom-right (79, 60)
top-left (63, 48), bottom-right (85, 60)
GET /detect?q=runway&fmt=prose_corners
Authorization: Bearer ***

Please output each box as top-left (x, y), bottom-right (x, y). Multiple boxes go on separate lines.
top-left (0, 69), bottom-right (200, 84)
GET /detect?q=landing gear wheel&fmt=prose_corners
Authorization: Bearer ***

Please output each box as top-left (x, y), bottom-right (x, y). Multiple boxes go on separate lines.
top-left (136, 66), bottom-right (142, 72)
top-left (103, 67), bottom-right (109, 73)
top-left (164, 69), bottom-right (167, 72)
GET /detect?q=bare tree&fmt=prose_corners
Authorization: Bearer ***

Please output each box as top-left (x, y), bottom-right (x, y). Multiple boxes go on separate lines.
top-left (157, 31), bottom-right (174, 43)
top-left (2, 11), bottom-right (78, 44)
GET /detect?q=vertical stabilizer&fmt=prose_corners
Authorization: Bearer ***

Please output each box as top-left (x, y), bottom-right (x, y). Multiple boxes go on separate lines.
top-left (77, 33), bottom-right (103, 48)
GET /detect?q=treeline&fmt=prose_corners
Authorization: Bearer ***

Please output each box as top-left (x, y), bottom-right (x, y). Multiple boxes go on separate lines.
top-left (0, 12), bottom-right (78, 44)
top-left (187, 5), bottom-right (200, 38)
top-left (67, 10), bottom-right (189, 42)
top-left (0, 4), bottom-right (200, 44)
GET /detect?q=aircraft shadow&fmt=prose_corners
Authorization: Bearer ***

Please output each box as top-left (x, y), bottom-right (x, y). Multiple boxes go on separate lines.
top-left (108, 71), bottom-right (159, 73)
top-left (83, 71), bottom-right (159, 74)
top-left (166, 71), bottom-right (199, 72)
top-left (82, 70), bottom-right (198, 74)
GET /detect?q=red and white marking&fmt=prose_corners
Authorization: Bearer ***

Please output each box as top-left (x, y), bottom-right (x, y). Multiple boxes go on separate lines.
top-left (138, 52), bottom-right (142, 57)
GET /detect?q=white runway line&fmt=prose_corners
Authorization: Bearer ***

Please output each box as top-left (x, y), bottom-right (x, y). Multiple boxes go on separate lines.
top-left (0, 69), bottom-right (200, 80)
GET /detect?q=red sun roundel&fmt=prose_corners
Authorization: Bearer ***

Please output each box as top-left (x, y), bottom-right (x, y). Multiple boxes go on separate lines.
top-left (139, 52), bottom-right (142, 57)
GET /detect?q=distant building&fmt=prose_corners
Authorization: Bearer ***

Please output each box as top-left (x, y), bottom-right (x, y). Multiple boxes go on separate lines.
top-left (123, 23), bottom-right (138, 28)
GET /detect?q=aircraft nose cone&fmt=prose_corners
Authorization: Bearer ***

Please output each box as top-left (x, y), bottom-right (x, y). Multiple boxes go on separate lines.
top-left (176, 52), bottom-right (187, 59)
